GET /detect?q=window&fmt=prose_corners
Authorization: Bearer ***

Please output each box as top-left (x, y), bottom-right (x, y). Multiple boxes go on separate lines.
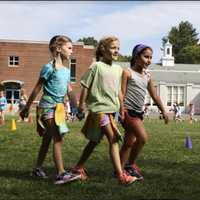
top-left (70, 58), bottom-right (76, 82)
top-left (5, 89), bottom-right (20, 104)
top-left (167, 48), bottom-right (170, 55)
top-left (167, 86), bottom-right (185, 107)
top-left (173, 86), bottom-right (178, 104)
top-left (9, 56), bottom-right (19, 66)
top-left (167, 86), bottom-right (172, 106)
top-left (179, 87), bottom-right (184, 106)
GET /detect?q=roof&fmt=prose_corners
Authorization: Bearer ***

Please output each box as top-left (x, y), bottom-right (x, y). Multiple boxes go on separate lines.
top-left (0, 39), bottom-right (94, 49)
top-left (115, 62), bottom-right (200, 84)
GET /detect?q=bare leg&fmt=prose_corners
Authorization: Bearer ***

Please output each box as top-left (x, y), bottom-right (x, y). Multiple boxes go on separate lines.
top-left (47, 118), bottom-right (65, 174)
top-left (128, 120), bottom-right (148, 165)
top-left (75, 141), bottom-right (98, 168)
top-left (102, 124), bottom-right (123, 176)
top-left (120, 134), bottom-right (136, 168)
top-left (35, 131), bottom-right (52, 168)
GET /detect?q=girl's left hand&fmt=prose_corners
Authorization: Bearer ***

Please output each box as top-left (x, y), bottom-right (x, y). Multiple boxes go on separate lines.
top-left (162, 112), bottom-right (169, 124)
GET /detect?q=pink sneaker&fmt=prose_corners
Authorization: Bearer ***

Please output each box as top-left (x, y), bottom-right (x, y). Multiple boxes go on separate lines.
top-left (72, 166), bottom-right (88, 181)
top-left (118, 171), bottom-right (137, 185)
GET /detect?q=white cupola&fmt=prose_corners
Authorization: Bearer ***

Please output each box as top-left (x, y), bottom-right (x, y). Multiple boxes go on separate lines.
top-left (161, 40), bottom-right (174, 67)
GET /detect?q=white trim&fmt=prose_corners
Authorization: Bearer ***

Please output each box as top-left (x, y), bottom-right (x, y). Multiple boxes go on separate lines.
top-left (1, 80), bottom-right (24, 85)
top-left (149, 69), bottom-right (200, 73)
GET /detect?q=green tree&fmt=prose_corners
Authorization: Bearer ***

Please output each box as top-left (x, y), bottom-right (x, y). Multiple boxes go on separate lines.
top-left (118, 54), bottom-right (131, 62)
top-left (162, 21), bottom-right (199, 63)
top-left (77, 37), bottom-right (98, 47)
top-left (177, 45), bottom-right (200, 64)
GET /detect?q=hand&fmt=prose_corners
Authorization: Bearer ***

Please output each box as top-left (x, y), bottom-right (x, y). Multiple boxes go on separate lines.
top-left (162, 112), bottom-right (169, 124)
top-left (119, 108), bottom-right (125, 122)
top-left (78, 104), bottom-right (84, 113)
top-left (20, 106), bottom-right (29, 120)
top-left (76, 111), bottom-right (85, 121)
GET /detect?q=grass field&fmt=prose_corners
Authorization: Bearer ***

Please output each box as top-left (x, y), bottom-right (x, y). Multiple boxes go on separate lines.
top-left (0, 115), bottom-right (200, 200)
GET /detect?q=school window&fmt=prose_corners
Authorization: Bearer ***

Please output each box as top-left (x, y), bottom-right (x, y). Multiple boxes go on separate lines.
top-left (167, 86), bottom-right (185, 107)
top-left (70, 58), bottom-right (76, 82)
top-left (173, 86), bottom-right (178, 103)
top-left (179, 86), bottom-right (184, 106)
top-left (8, 56), bottom-right (19, 66)
top-left (167, 86), bottom-right (172, 106)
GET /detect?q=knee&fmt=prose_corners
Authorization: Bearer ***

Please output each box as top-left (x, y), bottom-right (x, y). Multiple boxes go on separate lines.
top-left (123, 136), bottom-right (136, 148)
top-left (137, 134), bottom-right (148, 145)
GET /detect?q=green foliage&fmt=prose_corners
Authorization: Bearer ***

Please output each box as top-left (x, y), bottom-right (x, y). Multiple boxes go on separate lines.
top-left (177, 45), bottom-right (200, 64)
top-left (162, 21), bottom-right (200, 63)
top-left (77, 37), bottom-right (98, 47)
top-left (118, 54), bottom-right (131, 62)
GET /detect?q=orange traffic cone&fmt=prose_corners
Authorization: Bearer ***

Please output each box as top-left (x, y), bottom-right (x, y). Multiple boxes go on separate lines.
top-left (11, 119), bottom-right (16, 131)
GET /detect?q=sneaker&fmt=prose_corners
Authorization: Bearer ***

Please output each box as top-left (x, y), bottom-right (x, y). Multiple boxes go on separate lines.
top-left (71, 166), bottom-right (88, 181)
top-left (124, 164), bottom-right (144, 181)
top-left (31, 167), bottom-right (48, 179)
top-left (54, 171), bottom-right (81, 185)
top-left (132, 163), bottom-right (141, 173)
top-left (118, 171), bottom-right (137, 185)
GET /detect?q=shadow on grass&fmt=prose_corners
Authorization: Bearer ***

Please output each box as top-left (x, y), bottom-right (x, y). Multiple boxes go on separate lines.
top-left (0, 159), bottom-right (199, 200)
top-left (0, 167), bottom-right (56, 183)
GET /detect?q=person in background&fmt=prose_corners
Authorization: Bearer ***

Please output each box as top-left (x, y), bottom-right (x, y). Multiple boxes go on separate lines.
top-left (0, 90), bottom-right (7, 125)
top-left (18, 89), bottom-right (28, 122)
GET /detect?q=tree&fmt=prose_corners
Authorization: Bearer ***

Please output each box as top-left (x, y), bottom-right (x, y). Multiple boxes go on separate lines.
top-left (162, 21), bottom-right (199, 63)
top-left (118, 54), bottom-right (131, 62)
top-left (77, 37), bottom-right (98, 47)
top-left (177, 45), bottom-right (200, 64)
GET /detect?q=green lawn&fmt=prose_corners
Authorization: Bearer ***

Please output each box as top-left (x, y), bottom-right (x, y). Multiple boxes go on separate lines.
top-left (0, 116), bottom-right (200, 200)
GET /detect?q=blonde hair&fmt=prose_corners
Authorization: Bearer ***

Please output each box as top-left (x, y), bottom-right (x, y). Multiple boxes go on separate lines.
top-left (49, 35), bottom-right (72, 57)
top-left (96, 36), bottom-right (119, 61)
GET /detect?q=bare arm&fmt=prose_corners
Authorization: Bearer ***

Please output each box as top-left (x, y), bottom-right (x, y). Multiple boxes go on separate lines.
top-left (120, 69), bottom-right (131, 121)
top-left (67, 84), bottom-right (78, 109)
top-left (20, 78), bottom-right (43, 118)
top-left (147, 78), bottom-right (169, 124)
top-left (78, 86), bottom-right (88, 112)
top-left (121, 69), bottom-right (131, 99)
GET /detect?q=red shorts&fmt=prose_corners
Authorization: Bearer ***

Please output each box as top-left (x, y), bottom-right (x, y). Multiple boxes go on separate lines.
top-left (121, 110), bottom-right (143, 133)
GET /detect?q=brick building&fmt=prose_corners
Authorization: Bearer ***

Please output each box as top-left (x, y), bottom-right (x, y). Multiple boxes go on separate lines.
top-left (0, 39), bottom-right (95, 104)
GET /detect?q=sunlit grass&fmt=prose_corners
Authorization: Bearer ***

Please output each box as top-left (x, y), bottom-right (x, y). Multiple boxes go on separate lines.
top-left (0, 116), bottom-right (200, 200)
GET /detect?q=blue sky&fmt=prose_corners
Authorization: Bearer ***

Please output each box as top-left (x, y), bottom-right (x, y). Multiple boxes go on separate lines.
top-left (0, 1), bottom-right (200, 63)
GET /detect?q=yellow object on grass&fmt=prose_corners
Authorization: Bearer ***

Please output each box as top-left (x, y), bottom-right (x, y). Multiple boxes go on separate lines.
top-left (11, 119), bottom-right (16, 131)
